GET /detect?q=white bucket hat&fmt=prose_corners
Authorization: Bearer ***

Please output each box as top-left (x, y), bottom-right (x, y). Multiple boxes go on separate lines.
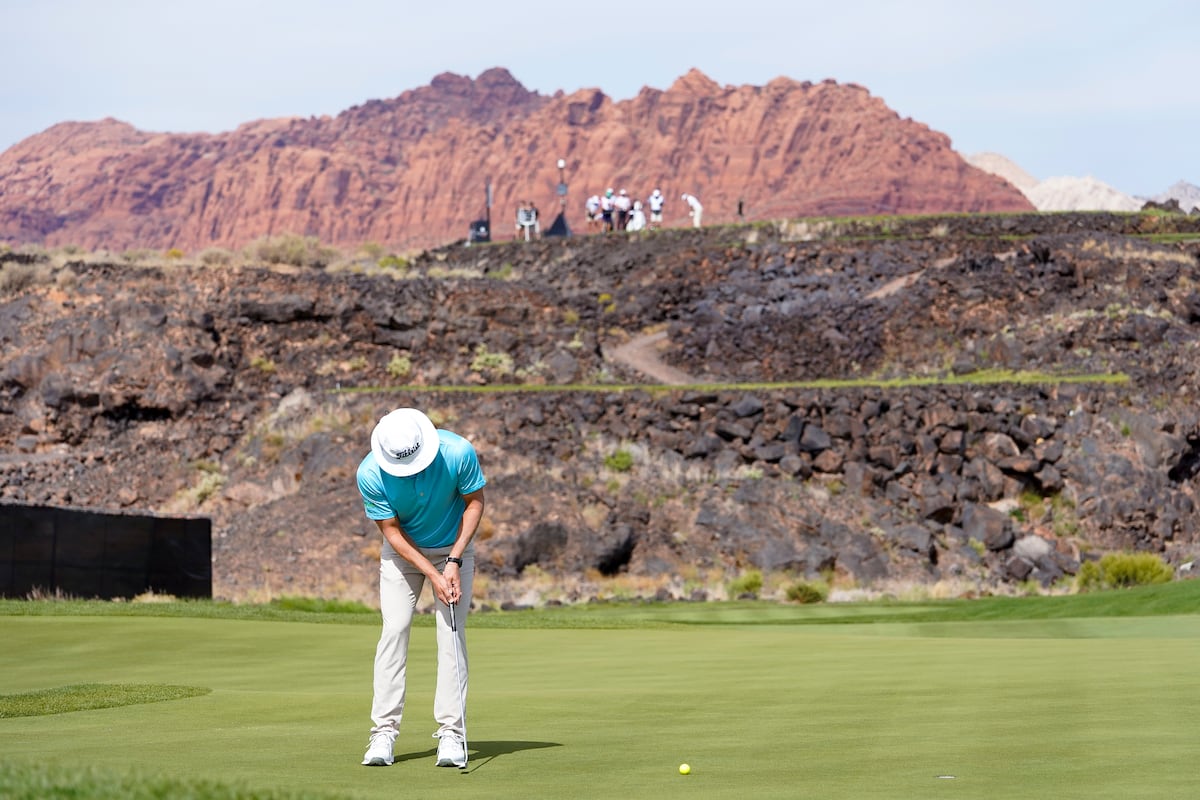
top-left (370, 408), bottom-right (439, 477)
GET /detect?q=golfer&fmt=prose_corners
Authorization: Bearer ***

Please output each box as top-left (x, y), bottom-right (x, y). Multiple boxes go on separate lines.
top-left (681, 192), bottom-right (703, 227)
top-left (357, 408), bottom-right (487, 768)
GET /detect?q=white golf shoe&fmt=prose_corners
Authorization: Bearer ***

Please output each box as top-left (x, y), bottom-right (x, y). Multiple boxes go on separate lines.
top-left (362, 731), bottom-right (396, 766)
top-left (434, 730), bottom-right (467, 768)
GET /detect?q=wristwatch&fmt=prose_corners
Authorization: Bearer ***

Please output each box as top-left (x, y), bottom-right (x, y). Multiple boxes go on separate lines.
top-left (445, 556), bottom-right (463, 566)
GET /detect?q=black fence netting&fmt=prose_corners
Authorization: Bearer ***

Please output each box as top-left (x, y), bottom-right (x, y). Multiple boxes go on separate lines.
top-left (0, 503), bottom-right (211, 599)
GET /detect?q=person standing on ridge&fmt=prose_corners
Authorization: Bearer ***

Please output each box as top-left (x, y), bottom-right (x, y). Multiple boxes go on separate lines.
top-left (627, 199), bottom-right (646, 232)
top-left (647, 189), bottom-right (665, 230)
top-left (585, 194), bottom-right (601, 232)
top-left (614, 189), bottom-right (632, 231)
top-left (357, 408), bottom-right (487, 770)
top-left (681, 192), bottom-right (703, 228)
top-left (600, 189), bottom-right (615, 232)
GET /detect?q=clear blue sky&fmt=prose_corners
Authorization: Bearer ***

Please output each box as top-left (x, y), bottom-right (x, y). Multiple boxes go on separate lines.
top-left (2, 0), bottom-right (1196, 197)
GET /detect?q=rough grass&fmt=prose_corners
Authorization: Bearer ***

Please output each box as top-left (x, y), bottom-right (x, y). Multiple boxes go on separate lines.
top-left (0, 761), bottom-right (340, 800)
top-left (270, 595), bottom-right (375, 614)
top-left (2, 578), bottom-right (1196, 627)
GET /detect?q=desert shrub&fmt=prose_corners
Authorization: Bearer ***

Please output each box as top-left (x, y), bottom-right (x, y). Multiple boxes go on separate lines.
top-left (198, 247), bottom-right (235, 266)
top-left (188, 462), bottom-right (225, 506)
top-left (470, 344), bottom-right (513, 376)
top-left (604, 448), bottom-right (634, 472)
top-left (248, 233), bottom-right (338, 268)
top-left (1099, 552), bottom-right (1174, 587)
top-left (1076, 561), bottom-right (1102, 591)
top-left (15, 244), bottom-right (47, 260)
top-left (786, 580), bottom-right (828, 604)
top-left (260, 431), bottom-right (286, 464)
top-left (0, 263), bottom-right (51, 296)
top-left (164, 248), bottom-right (185, 260)
top-left (358, 241), bottom-right (384, 260)
top-left (1049, 494), bottom-right (1080, 537)
top-left (378, 254), bottom-right (409, 271)
top-left (1077, 552), bottom-right (1173, 592)
top-left (386, 353), bottom-right (412, 379)
top-left (55, 269), bottom-right (78, 291)
top-left (250, 355), bottom-right (276, 373)
top-left (121, 248), bottom-right (156, 264)
top-left (728, 569), bottom-right (763, 598)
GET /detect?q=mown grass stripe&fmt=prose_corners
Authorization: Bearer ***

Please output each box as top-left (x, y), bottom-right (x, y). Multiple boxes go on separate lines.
top-left (0, 683), bottom-right (211, 718)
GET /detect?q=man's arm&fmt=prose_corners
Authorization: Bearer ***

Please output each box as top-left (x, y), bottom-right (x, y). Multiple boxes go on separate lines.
top-left (441, 489), bottom-right (485, 600)
top-left (451, 489), bottom-right (485, 560)
top-left (374, 517), bottom-right (459, 604)
top-left (373, 489), bottom-right (485, 605)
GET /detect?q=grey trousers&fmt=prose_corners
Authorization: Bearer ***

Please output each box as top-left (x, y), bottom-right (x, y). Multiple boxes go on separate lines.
top-left (369, 547), bottom-right (473, 738)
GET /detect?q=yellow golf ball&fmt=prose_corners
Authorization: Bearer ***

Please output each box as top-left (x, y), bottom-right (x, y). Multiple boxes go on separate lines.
top-left (679, 763), bottom-right (691, 775)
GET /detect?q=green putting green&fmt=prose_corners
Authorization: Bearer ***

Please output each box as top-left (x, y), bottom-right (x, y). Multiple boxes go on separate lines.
top-left (2, 597), bottom-right (1199, 799)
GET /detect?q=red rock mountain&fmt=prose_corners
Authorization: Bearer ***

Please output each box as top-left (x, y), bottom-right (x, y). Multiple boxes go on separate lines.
top-left (0, 68), bottom-right (1032, 252)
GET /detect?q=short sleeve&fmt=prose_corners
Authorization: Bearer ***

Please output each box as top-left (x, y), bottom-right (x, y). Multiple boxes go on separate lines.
top-left (455, 442), bottom-right (487, 496)
top-left (356, 456), bottom-right (395, 520)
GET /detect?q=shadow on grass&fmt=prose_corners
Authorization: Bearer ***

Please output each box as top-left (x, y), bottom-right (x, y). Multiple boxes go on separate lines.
top-left (395, 740), bottom-right (562, 773)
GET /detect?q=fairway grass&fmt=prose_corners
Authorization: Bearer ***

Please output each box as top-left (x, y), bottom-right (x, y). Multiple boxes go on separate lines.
top-left (2, 586), bottom-right (1199, 799)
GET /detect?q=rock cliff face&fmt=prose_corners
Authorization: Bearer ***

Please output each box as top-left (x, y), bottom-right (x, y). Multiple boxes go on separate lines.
top-left (0, 68), bottom-right (1032, 252)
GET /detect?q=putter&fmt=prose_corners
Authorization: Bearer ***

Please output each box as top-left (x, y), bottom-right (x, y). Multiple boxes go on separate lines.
top-left (448, 598), bottom-right (469, 770)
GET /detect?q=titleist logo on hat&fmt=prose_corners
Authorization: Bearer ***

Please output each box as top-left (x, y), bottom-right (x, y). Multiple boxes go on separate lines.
top-left (390, 441), bottom-right (420, 459)
top-left (385, 430), bottom-right (421, 460)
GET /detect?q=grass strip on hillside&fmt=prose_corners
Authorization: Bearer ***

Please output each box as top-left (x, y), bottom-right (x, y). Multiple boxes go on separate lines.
top-left (335, 368), bottom-right (1129, 396)
top-left (1138, 232), bottom-right (1200, 243)
top-left (0, 684), bottom-right (211, 719)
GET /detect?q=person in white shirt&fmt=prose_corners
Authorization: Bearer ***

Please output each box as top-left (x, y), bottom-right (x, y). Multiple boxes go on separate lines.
top-left (627, 200), bottom-right (646, 232)
top-left (613, 189), bottom-right (633, 231)
top-left (681, 193), bottom-right (703, 228)
top-left (647, 189), bottom-right (665, 229)
top-left (600, 189), bottom-right (615, 232)
top-left (585, 194), bottom-right (601, 232)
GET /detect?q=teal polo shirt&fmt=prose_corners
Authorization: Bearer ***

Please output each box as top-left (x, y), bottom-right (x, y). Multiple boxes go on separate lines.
top-left (356, 429), bottom-right (487, 548)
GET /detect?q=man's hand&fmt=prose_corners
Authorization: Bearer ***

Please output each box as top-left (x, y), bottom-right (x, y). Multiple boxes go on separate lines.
top-left (436, 562), bottom-right (461, 604)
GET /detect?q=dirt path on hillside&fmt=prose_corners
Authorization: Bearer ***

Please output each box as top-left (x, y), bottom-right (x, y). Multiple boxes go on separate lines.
top-left (606, 330), bottom-right (698, 385)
